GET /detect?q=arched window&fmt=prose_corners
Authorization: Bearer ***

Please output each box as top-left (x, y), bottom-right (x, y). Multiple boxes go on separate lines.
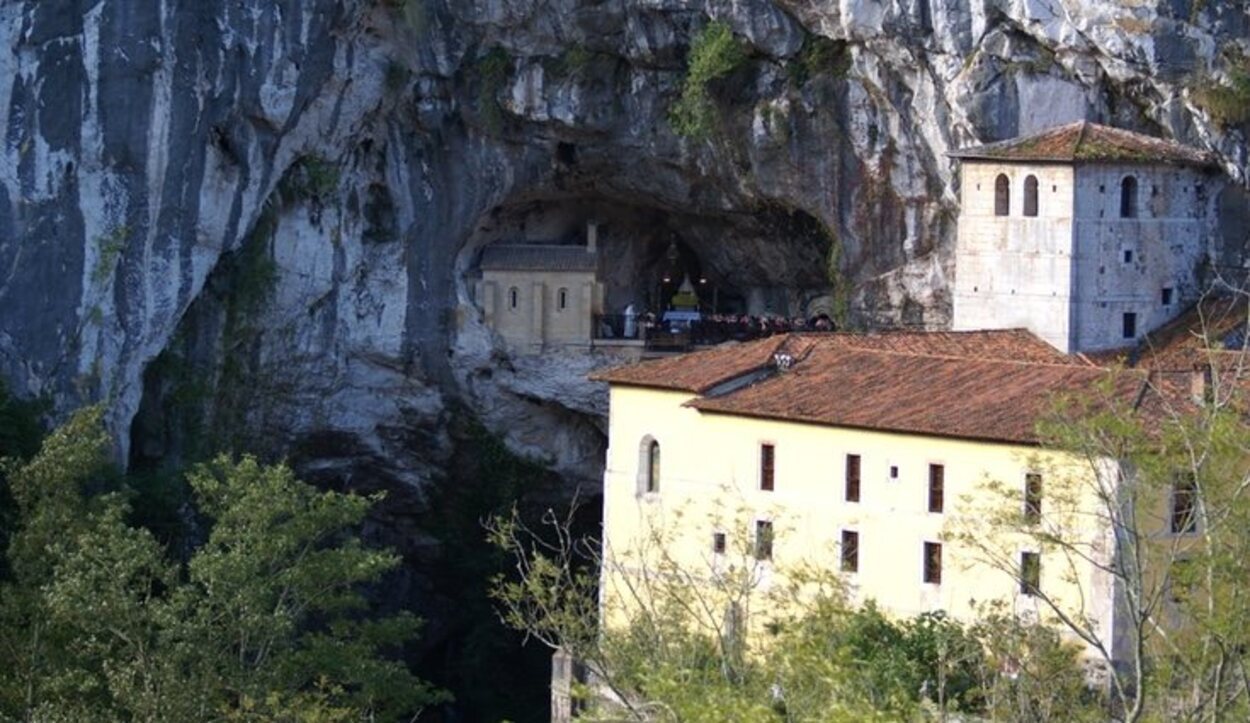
top-left (557, 287), bottom-right (569, 311)
top-left (1023, 175), bottom-right (1039, 217)
top-left (638, 437), bottom-right (660, 494)
top-left (508, 286), bottom-right (519, 310)
top-left (994, 174), bottom-right (1010, 216)
top-left (1120, 176), bottom-right (1138, 218)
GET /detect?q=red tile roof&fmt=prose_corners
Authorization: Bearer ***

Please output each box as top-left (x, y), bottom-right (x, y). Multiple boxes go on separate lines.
top-left (589, 329), bottom-right (1083, 395)
top-left (949, 121), bottom-right (1215, 167)
top-left (589, 335), bottom-right (789, 393)
top-left (687, 347), bottom-right (1127, 445)
top-left (591, 328), bottom-right (1193, 445)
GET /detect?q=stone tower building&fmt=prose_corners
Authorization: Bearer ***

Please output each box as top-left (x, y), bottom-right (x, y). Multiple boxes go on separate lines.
top-left (950, 122), bottom-right (1219, 353)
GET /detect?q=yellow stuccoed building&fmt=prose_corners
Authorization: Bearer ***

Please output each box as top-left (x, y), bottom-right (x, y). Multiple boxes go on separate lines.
top-left (589, 329), bottom-right (1196, 675)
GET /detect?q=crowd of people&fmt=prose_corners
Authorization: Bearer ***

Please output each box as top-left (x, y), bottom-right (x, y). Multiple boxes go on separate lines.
top-left (597, 311), bottom-right (836, 348)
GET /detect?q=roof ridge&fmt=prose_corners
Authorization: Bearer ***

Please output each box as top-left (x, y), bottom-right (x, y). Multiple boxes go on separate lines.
top-left (817, 345), bottom-right (1105, 370)
top-left (1073, 120), bottom-right (1090, 157)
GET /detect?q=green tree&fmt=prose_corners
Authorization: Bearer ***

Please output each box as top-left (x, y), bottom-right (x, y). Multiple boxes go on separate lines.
top-left (949, 296), bottom-right (1250, 721)
top-left (0, 407), bottom-right (444, 721)
top-left (488, 501), bottom-right (1090, 720)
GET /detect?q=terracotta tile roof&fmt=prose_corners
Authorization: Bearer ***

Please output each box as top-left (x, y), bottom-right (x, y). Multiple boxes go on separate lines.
top-left (589, 335), bottom-right (789, 393)
top-left (686, 347), bottom-right (1127, 445)
top-left (480, 244), bottom-right (597, 272)
top-left (796, 328), bottom-right (1084, 365)
top-left (948, 121), bottom-right (1215, 167)
top-left (589, 329), bottom-right (1084, 395)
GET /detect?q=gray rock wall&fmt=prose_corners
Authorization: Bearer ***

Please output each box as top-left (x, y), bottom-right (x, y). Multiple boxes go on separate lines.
top-left (1, 0), bottom-right (1248, 484)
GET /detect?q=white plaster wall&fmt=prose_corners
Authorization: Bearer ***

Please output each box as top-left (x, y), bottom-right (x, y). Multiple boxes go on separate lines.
top-left (1071, 164), bottom-right (1214, 352)
top-left (952, 162), bottom-right (1076, 352)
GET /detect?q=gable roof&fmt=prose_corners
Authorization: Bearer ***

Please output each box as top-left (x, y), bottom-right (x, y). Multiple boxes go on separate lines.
top-left (589, 328), bottom-right (1195, 445)
top-left (948, 121), bottom-right (1215, 167)
top-left (479, 244), bottom-right (598, 273)
top-left (589, 335), bottom-right (790, 394)
top-left (687, 347), bottom-right (1128, 445)
top-left (590, 328), bottom-right (1083, 395)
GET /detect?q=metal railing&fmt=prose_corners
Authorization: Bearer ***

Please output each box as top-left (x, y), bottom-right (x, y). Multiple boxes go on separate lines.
top-left (594, 314), bottom-right (837, 351)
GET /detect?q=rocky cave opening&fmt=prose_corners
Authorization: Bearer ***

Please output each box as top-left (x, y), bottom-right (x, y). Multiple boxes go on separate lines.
top-left (460, 196), bottom-right (841, 325)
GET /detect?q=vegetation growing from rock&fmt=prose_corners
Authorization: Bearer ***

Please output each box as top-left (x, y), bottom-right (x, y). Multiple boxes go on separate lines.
top-left (670, 21), bottom-right (748, 141)
top-left (476, 46), bottom-right (513, 134)
top-left (1192, 55), bottom-right (1250, 128)
top-left (0, 408), bottom-right (444, 721)
top-left (788, 35), bottom-right (851, 88)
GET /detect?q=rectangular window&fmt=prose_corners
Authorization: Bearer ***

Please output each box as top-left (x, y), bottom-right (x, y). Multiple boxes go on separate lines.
top-left (923, 542), bottom-right (942, 584)
top-left (712, 532), bottom-right (727, 555)
top-left (845, 454), bottom-right (861, 502)
top-left (754, 520), bottom-right (774, 561)
top-left (1122, 312), bottom-right (1137, 339)
top-left (888, 464), bottom-right (899, 481)
top-left (1161, 287), bottom-right (1174, 306)
top-left (1024, 472), bottom-right (1042, 524)
top-left (1020, 552), bottom-right (1040, 596)
top-left (1171, 473), bottom-right (1198, 534)
top-left (760, 444), bottom-right (775, 491)
top-left (841, 530), bottom-right (859, 573)
top-left (1123, 249), bottom-right (1134, 264)
top-left (928, 464), bottom-right (945, 513)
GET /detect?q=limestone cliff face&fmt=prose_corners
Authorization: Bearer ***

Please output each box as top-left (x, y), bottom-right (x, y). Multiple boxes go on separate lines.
top-left (1, 0), bottom-right (1248, 487)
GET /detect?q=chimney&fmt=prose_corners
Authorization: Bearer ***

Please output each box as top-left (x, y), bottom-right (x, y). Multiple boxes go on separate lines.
top-left (1190, 363), bottom-right (1213, 405)
top-left (586, 221), bottom-right (599, 254)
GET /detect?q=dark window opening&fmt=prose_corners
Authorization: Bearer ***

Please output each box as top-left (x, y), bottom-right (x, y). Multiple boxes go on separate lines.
top-left (645, 439), bottom-right (660, 493)
top-left (713, 532), bottom-right (727, 555)
top-left (845, 454), bottom-right (861, 502)
top-left (928, 464), bottom-right (945, 513)
top-left (508, 286), bottom-right (519, 310)
top-left (1123, 312), bottom-right (1137, 339)
top-left (1121, 176), bottom-right (1139, 218)
top-left (889, 465), bottom-right (899, 481)
top-left (1024, 473), bottom-right (1042, 524)
top-left (994, 174), bottom-right (1010, 216)
top-left (760, 444), bottom-right (775, 491)
top-left (557, 288), bottom-right (568, 310)
top-left (1020, 552), bottom-right (1041, 596)
top-left (1171, 473), bottom-right (1198, 534)
top-left (1162, 287), bottom-right (1174, 306)
top-left (755, 520), bottom-right (774, 561)
top-left (923, 542), bottom-right (942, 584)
top-left (1024, 175), bottom-right (1039, 217)
top-left (841, 530), bottom-right (859, 573)
top-left (1123, 249), bottom-right (1134, 264)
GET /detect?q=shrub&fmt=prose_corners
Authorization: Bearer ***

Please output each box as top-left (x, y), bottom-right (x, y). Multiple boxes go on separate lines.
top-left (1192, 57), bottom-right (1250, 128)
top-left (670, 21), bottom-right (747, 140)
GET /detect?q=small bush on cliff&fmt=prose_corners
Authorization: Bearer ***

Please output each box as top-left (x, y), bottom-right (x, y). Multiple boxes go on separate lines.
top-left (476, 46), bottom-right (513, 134)
top-left (0, 408), bottom-right (444, 721)
top-left (1192, 58), bottom-right (1250, 128)
top-left (670, 21), bottom-right (747, 140)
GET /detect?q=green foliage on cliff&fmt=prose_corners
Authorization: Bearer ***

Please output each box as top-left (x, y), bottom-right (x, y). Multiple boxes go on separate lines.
top-left (477, 46), bottom-right (513, 134)
top-left (0, 408), bottom-right (444, 721)
top-left (1192, 55), bottom-right (1250, 128)
top-left (671, 21), bottom-right (747, 140)
top-left (789, 35), bottom-right (851, 88)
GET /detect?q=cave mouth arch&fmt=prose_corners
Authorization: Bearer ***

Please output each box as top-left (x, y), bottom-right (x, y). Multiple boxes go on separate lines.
top-left (460, 197), bottom-right (837, 327)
